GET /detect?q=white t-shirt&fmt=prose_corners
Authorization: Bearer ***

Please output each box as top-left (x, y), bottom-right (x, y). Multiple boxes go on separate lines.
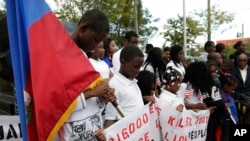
top-left (112, 48), bottom-right (123, 72)
top-left (89, 58), bottom-right (110, 79)
top-left (105, 72), bottom-right (144, 120)
top-left (183, 83), bottom-right (203, 104)
top-left (58, 94), bottom-right (105, 141)
top-left (159, 88), bottom-right (185, 111)
top-left (198, 52), bottom-right (208, 62)
top-left (142, 63), bottom-right (154, 73)
top-left (58, 50), bottom-right (105, 141)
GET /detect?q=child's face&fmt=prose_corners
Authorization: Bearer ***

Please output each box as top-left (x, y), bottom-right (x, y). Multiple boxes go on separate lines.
top-left (92, 41), bottom-right (104, 58)
top-left (223, 83), bottom-right (237, 94)
top-left (168, 79), bottom-right (181, 93)
top-left (120, 56), bottom-right (144, 80)
top-left (209, 65), bottom-right (218, 79)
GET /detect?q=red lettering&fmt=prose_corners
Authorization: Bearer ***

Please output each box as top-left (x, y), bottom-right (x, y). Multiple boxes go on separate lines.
top-left (109, 138), bottom-right (114, 141)
top-left (115, 133), bottom-right (121, 141)
top-left (177, 118), bottom-right (184, 128)
top-left (155, 119), bottom-right (160, 128)
top-left (142, 113), bottom-right (148, 123)
top-left (167, 116), bottom-right (175, 126)
top-left (137, 132), bottom-right (150, 141)
top-left (144, 132), bottom-right (149, 141)
top-left (149, 104), bottom-right (154, 114)
top-left (136, 118), bottom-right (142, 128)
top-left (122, 128), bottom-right (129, 139)
top-left (164, 132), bottom-right (170, 141)
top-left (129, 123), bottom-right (135, 134)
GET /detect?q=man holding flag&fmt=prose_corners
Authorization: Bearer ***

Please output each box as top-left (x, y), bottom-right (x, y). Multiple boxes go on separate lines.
top-left (6, 0), bottom-right (116, 140)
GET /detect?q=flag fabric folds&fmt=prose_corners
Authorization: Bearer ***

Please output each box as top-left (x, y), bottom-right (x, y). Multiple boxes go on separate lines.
top-left (6, 0), bottom-right (101, 140)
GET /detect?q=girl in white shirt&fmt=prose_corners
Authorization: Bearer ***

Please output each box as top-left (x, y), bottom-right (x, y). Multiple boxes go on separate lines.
top-left (88, 41), bottom-right (113, 79)
top-left (159, 66), bottom-right (185, 112)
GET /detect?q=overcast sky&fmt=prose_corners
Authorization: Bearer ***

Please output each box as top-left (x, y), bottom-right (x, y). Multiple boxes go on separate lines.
top-left (143, 0), bottom-right (250, 46)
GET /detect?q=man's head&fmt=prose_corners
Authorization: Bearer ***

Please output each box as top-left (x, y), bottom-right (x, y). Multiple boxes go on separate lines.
top-left (145, 44), bottom-right (153, 54)
top-left (207, 52), bottom-right (223, 67)
top-left (237, 53), bottom-right (248, 69)
top-left (71, 9), bottom-right (109, 52)
top-left (204, 41), bottom-right (215, 53)
top-left (124, 31), bottom-right (139, 46)
top-left (162, 47), bottom-right (171, 61)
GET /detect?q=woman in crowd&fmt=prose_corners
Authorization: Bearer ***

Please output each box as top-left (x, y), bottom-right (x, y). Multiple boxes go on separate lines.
top-left (102, 37), bottom-right (117, 68)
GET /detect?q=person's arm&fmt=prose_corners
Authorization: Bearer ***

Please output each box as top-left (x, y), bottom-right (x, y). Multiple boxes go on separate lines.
top-left (83, 79), bottom-right (110, 99)
top-left (104, 120), bottom-right (116, 128)
top-left (185, 102), bottom-right (207, 110)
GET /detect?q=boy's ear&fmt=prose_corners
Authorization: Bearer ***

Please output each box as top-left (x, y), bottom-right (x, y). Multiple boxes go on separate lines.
top-left (120, 59), bottom-right (126, 65)
top-left (78, 23), bottom-right (88, 34)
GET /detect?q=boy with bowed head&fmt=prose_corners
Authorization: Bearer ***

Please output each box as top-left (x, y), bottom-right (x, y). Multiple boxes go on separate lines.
top-left (58, 9), bottom-right (116, 141)
top-left (104, 45), bottom-right (155, 128)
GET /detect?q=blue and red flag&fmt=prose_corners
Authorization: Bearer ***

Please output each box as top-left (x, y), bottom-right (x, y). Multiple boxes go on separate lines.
top-left (6, 0), bottom-right (102, 140)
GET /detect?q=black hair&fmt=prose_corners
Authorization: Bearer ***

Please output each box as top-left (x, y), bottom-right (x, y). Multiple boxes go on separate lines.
top-left (233, 40), bottom-right (244, 49)
top-left (183, 62), bottom-right (209, 93)
top-left (78, 9), bottom-right (109, 34)
top-left (146, 44), bottom-right (154, 50)
top-left (124, 31), bottom-right (139, 40)
top-left (204, 40), bottom-right (215, 50)
top-left (170, 44), bottom-right (183, 66)
top-left (144, 47), bottom-right (165, 71)
top-left (215, 43), bottom-right (225, 53)
top-left (163, 47), bottom-right (171, 52)
top-left (120, 45), bottom-right (144, 61)
top-left (219, 73), bottom-right (238, 89)
top-left (163, 66), bottom-right (181, 85)
top-left (136, 70), bottom-right (156, 97)
top-left (103, 37), bottom-right (113, 55)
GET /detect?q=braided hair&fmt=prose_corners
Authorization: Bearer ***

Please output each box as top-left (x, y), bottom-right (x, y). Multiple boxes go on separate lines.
top-left (163, 66), bottom-right (182, 86)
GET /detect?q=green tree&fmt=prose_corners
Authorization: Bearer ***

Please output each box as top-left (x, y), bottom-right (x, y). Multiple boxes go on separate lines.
top-left (192, 4), bottom-right (234, 41)
top-left (0, 0), bottom-right (6, 19)
top-left (53, 0), bottom-right (159, 47)
top-left (162, 15), bottom-right (204, 47)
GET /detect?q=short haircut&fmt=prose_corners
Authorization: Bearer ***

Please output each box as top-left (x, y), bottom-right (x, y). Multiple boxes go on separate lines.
top-left (207, 52), bottom-right (220, 62)
top-left (146, 44), bottom-right (154, 50)
top-left (136, 70), bottom-right (156, 97)
top-left (215, 43), bottom-right (225, 53)
top-left (163, 47), bottom-right (171, 52)
top-left (78, 9), bottom-right (109, 34)
top-left (124, 31), bottom-right (139, 40)
top-left (120, 45), bottom-right (144, 61)
top-left (204, 40), bottom-right (214, 49)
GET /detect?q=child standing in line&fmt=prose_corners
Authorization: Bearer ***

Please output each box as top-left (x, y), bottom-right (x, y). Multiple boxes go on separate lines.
top-left (219, 73), bottom-right (239, 141)
top-left (182, 62), bottom-right (208, 111)
top-left (104, 45), bottom-right (155, 128)
top-left (88, 41), bottom-right (113, 79)
top-left (159, 66), bottom-right (185, 112)
top-left (136, 70), bottom-right (159, 104)
top-left (205, 61), bottom-right (226, 141)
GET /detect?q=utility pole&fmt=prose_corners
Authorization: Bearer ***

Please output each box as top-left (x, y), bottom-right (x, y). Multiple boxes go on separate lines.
top-left (183, 0), bottom-right (187, 57)
top-left (134, 0), bottom-right (139, 34)
top-left (242, 23), bottom-right (244, 40)
top-left (207, 0), bottom-right (211, 41)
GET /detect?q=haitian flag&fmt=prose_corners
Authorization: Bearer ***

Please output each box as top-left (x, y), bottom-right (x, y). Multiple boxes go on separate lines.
top-left (6, 0), bottom-right (102, 140)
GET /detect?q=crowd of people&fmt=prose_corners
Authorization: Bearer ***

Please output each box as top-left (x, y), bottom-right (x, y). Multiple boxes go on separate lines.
top-left (59, 9), bottom-right (250, 141)
top-left (2, 8), bottom-right (250, 141)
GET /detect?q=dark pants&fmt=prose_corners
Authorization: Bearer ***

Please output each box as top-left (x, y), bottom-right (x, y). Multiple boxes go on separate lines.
top-left (206, 115), bottom-right (221, 141)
